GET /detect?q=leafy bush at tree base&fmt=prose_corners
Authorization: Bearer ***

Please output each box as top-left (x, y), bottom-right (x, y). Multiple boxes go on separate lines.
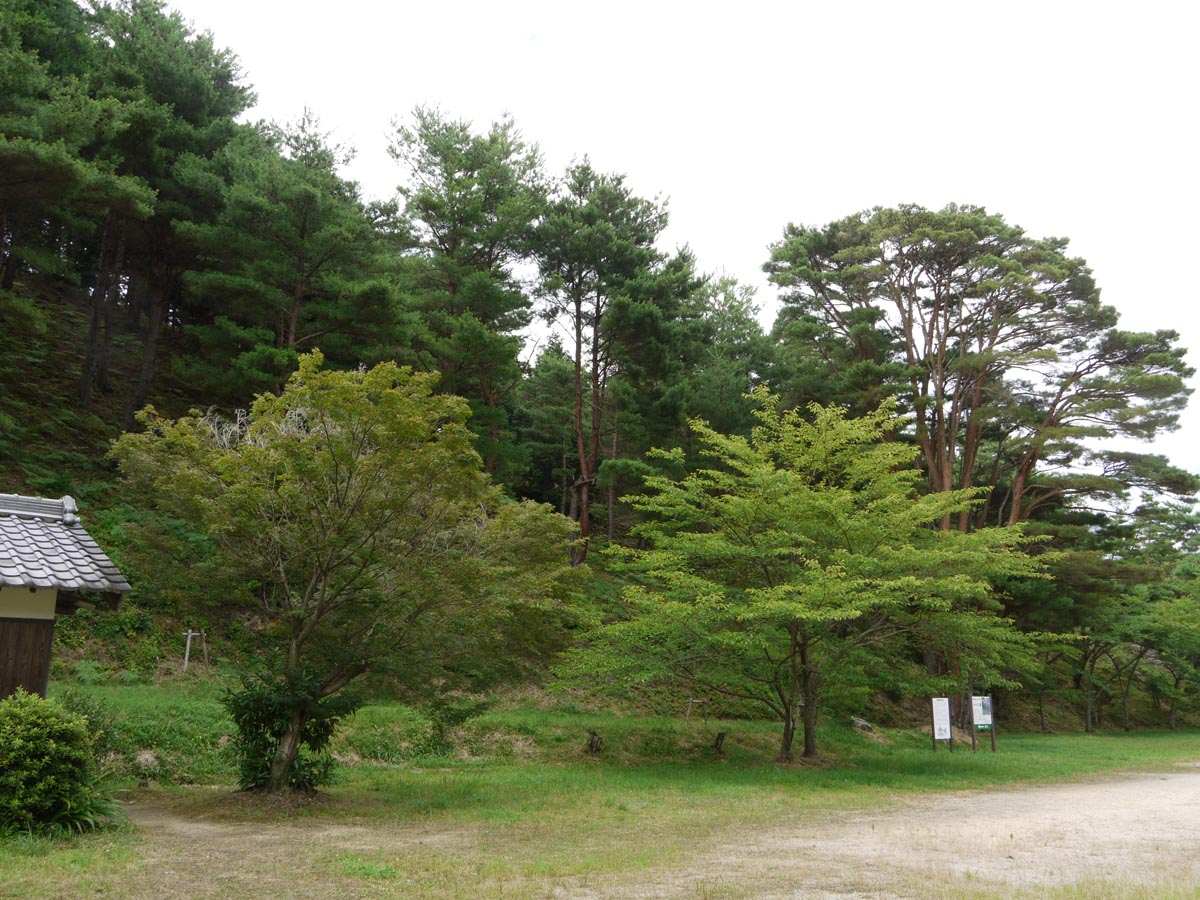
top-left (222, 669), bottom-right (362, 791)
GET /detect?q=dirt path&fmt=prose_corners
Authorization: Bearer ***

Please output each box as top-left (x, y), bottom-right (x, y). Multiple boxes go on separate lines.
top-left (123, 767), bottom-right (1200, 899)
top-left (640, 765), bottom-right (1200, 898)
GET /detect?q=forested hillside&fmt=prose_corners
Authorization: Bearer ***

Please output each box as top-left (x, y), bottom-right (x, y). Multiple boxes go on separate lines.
top-left (5, 0), bottom-right (1200, 753)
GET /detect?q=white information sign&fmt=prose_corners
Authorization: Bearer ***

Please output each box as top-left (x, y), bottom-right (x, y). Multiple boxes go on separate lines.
top-left (931, 697), bottom-right (952, 740)
top-left (972, 695), bottom-right (993, 728)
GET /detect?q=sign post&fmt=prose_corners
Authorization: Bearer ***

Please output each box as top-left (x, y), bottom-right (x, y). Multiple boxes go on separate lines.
top-left (931, 697), bottom-right (953, 751)
top-left (971, 694), bottom-right (996, 752)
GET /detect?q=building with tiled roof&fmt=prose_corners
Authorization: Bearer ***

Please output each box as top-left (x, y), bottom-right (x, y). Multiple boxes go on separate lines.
top-left (0, 494), bottom-right (131, 698)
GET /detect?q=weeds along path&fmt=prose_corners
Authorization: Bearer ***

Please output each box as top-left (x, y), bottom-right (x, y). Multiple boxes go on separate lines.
top-left (121, 769), bottom-right (1200, 899)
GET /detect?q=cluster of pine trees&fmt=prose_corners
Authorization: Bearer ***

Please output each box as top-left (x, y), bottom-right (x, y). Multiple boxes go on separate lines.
top-left (4, 0), bottom-right (1200, 732)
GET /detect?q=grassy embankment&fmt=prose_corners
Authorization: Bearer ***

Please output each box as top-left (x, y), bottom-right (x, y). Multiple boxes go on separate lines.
top-left (2, 678), bottom-right (1199, 899)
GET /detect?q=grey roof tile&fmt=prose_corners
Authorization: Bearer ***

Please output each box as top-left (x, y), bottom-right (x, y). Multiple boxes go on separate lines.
top-left (0, 494), bottom-right (131, 594)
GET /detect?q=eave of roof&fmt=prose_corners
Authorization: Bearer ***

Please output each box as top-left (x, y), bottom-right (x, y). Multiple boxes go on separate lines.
top-left (0, 494), bottom-right (132, 594)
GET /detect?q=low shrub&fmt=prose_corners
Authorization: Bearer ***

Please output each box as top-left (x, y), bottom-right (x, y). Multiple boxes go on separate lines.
top-left (0, 690), bottom-right (121, 835)
top-left (222, 669), bottom-right (361, 791)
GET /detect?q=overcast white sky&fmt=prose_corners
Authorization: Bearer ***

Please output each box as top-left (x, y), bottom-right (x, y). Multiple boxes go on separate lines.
top-left (169, 0), bottom-right (1200, 475)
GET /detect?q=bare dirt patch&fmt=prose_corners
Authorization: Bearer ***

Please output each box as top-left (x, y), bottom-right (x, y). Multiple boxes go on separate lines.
top-left (632, 766), bottom-right (1200, 899)
top-left (122, 797), bottom-right (472, 900)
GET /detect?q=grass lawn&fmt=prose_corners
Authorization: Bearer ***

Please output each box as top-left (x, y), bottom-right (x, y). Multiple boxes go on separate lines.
top-left (3, 681), bottom-right (1199, 899)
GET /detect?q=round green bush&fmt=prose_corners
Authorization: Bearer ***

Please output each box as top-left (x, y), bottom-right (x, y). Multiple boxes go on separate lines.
top-left (0, 689), bottom-right (119, 834)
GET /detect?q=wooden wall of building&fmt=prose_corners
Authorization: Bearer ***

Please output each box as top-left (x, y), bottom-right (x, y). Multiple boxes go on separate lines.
top-left (0, 618), bottom-right (56, 698)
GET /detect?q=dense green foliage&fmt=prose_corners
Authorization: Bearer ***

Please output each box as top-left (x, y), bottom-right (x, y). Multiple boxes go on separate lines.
top-left (562, 394), bottom-right (1040, 759)
top-left (0, 690), bottom-right (119, 835)
top-left (3, 0), bottom-right (1198, 762)
top-left (110, 353), bottom-right (575, 789)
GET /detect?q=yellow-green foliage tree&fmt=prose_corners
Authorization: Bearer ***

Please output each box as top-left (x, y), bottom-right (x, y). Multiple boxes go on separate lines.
top-left (113, 352), bottom-right (574, 791)
top-left (563, 392), bottom-right (1041, 761)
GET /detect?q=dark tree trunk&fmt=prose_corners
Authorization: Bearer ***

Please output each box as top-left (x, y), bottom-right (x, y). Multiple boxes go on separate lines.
top-left (96, 223), bottom-right (128, 392)
top-left (79, 217), bottom-right (117, 404)
top-left (1084, 667), bottom-right (1096, 733)
top-left (570, 300), bottom-right (591, 565)
top-left (560, 450), bottom-right (571, 518)
top-left (1169, 677), bottom-right (1181, 730)
top-left (79, 217), bottom-right (128, 402)
top-left (1119, 649), bottom-right (1147, 732)
top-left (286, 280), bottom-right (303, 349)
top-left (778, 705), bottom-right (796, 762)
top-left (573, 477), bottom-right (591, 566)
top-left (0, 204), bottom-right (11, 289)
top-left (79, 297), bottom-right (104, 405)
top-left (801, 693), bottom-right (820, 758)
top-left (123, 286), bottom-right (166, 430)
top-left (0, 228), bottom-right (17, 290)
top-left (800, 637), bottom-right (820, 758)
top-left (607, 427), bottom-right (618, 541)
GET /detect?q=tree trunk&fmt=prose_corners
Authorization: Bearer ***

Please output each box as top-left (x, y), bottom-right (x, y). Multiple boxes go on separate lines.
top-left (267, 709), bottom-right (306, 792)
top-left (79, 297), bottom-right (104, 405)
top-left (778, 704), bottom-right (796, 762)
top-left (286, 279), bottom-right (303, 349)
top-left (123, 286), bottom-right (166, 430)
top-left (607, 426), bottom-right (618, 541)
top-left (801, 692), bottom-right (820, 758)
top-left (1083, 654), bottom-right (1097, 733)
top-left (1008, 448), bottom-right (1040, 525)
top-left (570, 297), bottom-right (591, 565)
top-left (1120, 648), bottom-right (1147, 731)
top-left (80, 217), bottom-right (129, 401)
top-left (573, 477), bottom-right (591, 565)
top-left (799, 637), bottom-right (820, 758)
top-left (0, 214), bottom-right (16, 289)
top-left (1169, 677), bottom-right (1181, 729)
top-left (561, 450), bottom-right (571, 518)
top-left (96, 222), bottom-right (128, 393)
top-left (79, 216), bottom-right (117, 405)
top-left (956, 374), bottom-right (987, 532)
top-left (485, 415), bottom-right (499, 476)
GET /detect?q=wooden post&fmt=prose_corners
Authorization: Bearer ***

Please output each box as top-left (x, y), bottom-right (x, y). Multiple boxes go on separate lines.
top-left (969, 694), bottom-right (978, 752)
top-left (182, 630), bottom-right (208, 671)
top-left (989, 695), bottom-right (997, 752)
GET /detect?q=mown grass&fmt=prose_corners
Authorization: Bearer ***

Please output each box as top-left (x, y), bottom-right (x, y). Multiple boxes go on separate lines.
top-left (4, 678), bottom-right (1197, 899)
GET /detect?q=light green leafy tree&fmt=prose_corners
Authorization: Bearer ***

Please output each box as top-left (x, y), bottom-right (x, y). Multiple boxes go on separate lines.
top-left (1142, 585), bottom-right (1200, 729)
top-left (113, 352), bottom-right (574, 791)
top-left (562, 392), bottom-right (1040, 760)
